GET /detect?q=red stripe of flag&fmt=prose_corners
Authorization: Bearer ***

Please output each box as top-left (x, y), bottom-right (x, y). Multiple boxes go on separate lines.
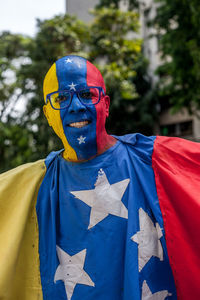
top-left (152, 136), bottom-right (200, 299)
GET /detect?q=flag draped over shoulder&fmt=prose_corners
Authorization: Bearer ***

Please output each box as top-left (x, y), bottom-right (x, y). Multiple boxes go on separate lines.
top-left (0, 160), bottom-right (46, 300)
top-left (152, 136), bottom-right (200, 299)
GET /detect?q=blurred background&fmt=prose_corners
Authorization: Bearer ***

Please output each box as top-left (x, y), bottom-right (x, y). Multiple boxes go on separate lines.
top-left (0, 0), bottom-right (200, 172)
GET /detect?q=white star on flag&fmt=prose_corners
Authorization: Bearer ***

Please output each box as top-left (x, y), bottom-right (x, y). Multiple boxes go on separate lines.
top-left (77, 135), bottom-right (86, 144)
top-left (68, 82), bottom-right (77, 91)
top-left (54, 246), bottom-right (94, 300)
top-left (65, 58), bottom-right (72, 63)
top-left (70, 169), bottom-right (130, 229)
top-left (142, 280), bottom-right (172, 300)
top-left (131, 208), bottom-right (163, 271)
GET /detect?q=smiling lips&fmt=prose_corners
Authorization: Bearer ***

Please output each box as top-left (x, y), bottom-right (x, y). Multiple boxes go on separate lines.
top-left (68, 120), bottom-right (90, 128)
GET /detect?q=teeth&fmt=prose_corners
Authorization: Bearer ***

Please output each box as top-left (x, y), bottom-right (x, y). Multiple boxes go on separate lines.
top-left (69, 121), bottom-right (89, 128)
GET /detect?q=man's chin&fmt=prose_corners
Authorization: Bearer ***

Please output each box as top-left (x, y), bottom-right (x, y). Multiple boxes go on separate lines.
top-left (64, 124), bottom-right (95, 143)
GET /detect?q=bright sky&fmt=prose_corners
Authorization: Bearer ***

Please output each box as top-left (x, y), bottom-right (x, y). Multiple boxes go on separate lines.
top-left (0, 0), bottom-right (65, 37)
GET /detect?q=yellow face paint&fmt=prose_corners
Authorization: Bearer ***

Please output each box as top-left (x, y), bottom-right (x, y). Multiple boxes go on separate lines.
top-left (43, 63), bottom-right (77, 161)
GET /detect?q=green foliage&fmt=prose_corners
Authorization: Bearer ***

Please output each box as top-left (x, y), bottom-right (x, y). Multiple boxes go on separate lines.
top-left (0, 122), bottom-right (33, 172)
top-left (0, 8), bottom-right (154, 172)
top-left (97, 0), bottom-right (139, 10)
top-left (152, 0), bottom-right (200, 112)
top-left (88, 6), bottom-right (155, 134)
top-left (0, 32), bottom-right (30, 122)
top-left (89, 6), bottom-right (141, 101)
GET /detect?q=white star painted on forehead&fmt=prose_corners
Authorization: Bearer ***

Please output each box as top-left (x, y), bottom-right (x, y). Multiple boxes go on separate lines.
top-left (54, 246), bottom-right (94, 300)
top-left (142, 280), bottom-right (172, 300)
top-left (68, 82), bottom-right (77, 91)
top-left (131, 208), bottom-right (163, 272)
top-left (77, 135), bottom-right (86, 144)
top-left (65, 58), bottom-right (72, 63)
top-left (70, 169), bottom-right (130, 229)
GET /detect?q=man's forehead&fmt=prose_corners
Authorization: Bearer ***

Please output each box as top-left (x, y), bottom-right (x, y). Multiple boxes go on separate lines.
top-left (43, 55), bottom-right (106, 101)
top-left (56, 56), bottom-right (105, 91)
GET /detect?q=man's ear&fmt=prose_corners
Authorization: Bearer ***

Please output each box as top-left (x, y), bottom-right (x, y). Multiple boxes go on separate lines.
top-left (104, 95), bottom-right (110, 118)
top-left (43, 105), bottom-right (52, 127)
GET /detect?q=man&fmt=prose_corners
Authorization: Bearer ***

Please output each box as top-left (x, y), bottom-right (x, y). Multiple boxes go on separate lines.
top-left (0, 55), bottom-right (200, 300)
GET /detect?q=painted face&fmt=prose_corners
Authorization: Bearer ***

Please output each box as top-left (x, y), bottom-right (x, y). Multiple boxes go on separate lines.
top-left (43, 55), bottom-right (111, 161)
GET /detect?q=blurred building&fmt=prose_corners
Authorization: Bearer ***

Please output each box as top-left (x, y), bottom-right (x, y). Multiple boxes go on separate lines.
top-left (66, 0), bottom-right (99, 22)
top-left (139, 0), bottom-right (200, 141)
top-left (66, 0), bottom-right (200, 141)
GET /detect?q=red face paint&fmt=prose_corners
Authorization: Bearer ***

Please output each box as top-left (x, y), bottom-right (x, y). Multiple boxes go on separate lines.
top-left (86, 61), bottom-right (112, 154)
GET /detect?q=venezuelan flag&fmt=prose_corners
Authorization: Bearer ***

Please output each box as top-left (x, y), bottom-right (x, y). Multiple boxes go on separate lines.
top-left (0, 135), bottom-right (200, 299)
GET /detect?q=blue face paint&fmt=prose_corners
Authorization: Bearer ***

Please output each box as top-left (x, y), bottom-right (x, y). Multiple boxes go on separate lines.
top-left (56, 56), bottom-right (97, 160)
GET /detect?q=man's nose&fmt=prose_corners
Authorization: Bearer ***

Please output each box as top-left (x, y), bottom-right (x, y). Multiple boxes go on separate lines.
top-left (68, 93), bottom-right (86, 113)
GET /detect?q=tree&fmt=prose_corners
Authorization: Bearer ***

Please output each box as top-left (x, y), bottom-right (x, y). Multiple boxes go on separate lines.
top-left (88, 5), bottom-right (157, 135)
top-left (0, 32), bottom-right (31, 123)
top-left (97, 0), bottom-right (139, 10)
top-left (151, 0), bottom-right (200, 113)
top-left (0, 32), bottom-right (33, 172)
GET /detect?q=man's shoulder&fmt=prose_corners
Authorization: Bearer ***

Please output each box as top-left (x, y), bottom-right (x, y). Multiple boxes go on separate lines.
top-left (113, 133), bottom-right (200, 165)
top-left (113, 133), bottom-right (155, 146)
top-left (116, 133), bottom-right (200, 155)
top-left (113, 133), bottom-right (156, 164)
top-left (45, 150), bottom-right (63, 168)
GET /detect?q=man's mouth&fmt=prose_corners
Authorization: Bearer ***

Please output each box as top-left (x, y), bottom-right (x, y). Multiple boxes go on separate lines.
top-left (68, 120), bottom-right (91, 128)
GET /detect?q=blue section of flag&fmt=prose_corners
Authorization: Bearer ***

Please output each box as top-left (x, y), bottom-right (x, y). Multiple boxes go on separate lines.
top-left (36, 133), bottom-right (177, 299)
